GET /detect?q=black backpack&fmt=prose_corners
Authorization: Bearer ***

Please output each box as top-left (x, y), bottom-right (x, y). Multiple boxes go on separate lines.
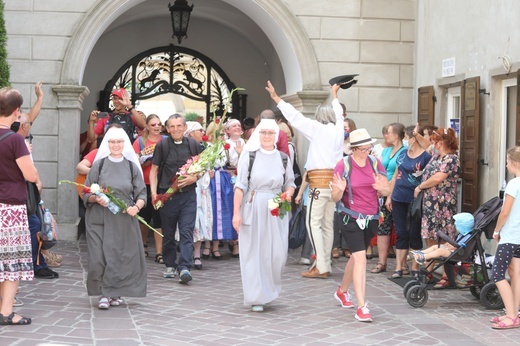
top-left (288, 142), bottom-right (302, 189)
top-left (98, 112), bottom-right (137, 145)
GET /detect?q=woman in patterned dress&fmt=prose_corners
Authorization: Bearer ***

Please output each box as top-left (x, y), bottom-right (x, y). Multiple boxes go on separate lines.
top-left (185, 121), bottom-right (212, 269)
top-left (0, 88), bottom-right (38, 325)
top-left (413, 127), bottom-right (460, 288)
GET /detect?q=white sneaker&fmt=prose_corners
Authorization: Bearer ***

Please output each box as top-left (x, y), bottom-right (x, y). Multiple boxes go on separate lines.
top-left (299, 258), bottom-right (311, 265)
top-left (163, 267), bottom-right (177, 278)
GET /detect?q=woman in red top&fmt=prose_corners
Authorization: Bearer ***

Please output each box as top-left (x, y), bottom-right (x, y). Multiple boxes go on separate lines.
top-left (133, 114), bottom-right (164, 263)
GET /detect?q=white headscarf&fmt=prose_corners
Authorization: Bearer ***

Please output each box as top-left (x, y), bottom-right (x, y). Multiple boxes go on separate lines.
top-left (224, 118), bottom-right (242, 139)
top-left (94, 127), bottom-right (143, 178)
top-left (243, 119), bottom-right (279, 152)
top-left (184, 121), bottom-right (203, 137)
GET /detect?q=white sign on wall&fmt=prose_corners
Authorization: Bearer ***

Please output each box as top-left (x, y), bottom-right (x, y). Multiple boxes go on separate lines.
top-left (442, 57), bottom-right (456, 77)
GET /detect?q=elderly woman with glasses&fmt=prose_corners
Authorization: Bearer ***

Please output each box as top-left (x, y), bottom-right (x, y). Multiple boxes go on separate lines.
top-left (331, 128), bottom-right (388, 323)
top-left (232, 119), bottom-right (295, 312)
top-left (133, 114), bottom-right (165, 263)
top-left (84, 127), bottom-right (147, 310)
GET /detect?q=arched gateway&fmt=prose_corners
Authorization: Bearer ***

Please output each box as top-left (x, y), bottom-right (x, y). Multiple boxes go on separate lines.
top-left (54, 0), bottom-right (325, 240)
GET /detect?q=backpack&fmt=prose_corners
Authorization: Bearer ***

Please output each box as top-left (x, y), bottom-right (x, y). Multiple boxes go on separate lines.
top-left (288, 204), bottom-right (306, 249)
top-left (288, 142), bottom-right (302, 189)
top-left (98, 112), bottom-right (137, 145)
top-left (336, 155), bottom-right (384, 218)
top-left (36, 204), bottom-right (58, 264)
top-left (157, 136), bottom-right (201, 184)
top-left (98, 156), bottom-right (134, 178)
top-left (247, 150), bottom-right (288, 185)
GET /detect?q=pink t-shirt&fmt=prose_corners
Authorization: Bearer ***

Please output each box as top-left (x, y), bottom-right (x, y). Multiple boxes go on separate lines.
top-left (333, 156), bottom-right (386, 215)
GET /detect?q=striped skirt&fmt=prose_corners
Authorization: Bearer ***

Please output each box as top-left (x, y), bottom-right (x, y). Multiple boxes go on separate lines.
top-left (0, 203), bottom-right (34, 281)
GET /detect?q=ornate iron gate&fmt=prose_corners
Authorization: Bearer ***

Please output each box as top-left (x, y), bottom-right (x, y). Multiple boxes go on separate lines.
top-left (101, 45), bottom-right (243, 121)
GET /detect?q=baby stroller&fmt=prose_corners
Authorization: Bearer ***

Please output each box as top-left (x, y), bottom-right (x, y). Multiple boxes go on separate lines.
top-left (404, 197), bottom-right (503, 309)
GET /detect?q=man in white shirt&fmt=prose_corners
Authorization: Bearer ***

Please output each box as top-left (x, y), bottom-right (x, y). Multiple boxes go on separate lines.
top-left (265, 81), bottom-right (344, 278)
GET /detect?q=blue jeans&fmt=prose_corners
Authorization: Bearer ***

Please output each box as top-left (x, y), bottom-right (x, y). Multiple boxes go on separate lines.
top-left (159, 190), bottom-right (197, 271)
top-left (28, 213), bottom-right (47, 271)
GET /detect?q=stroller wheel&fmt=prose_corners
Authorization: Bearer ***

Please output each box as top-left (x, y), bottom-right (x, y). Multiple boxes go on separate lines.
top-left (403, 280), bottom-right (418, 298)
top-left (480, 282), bottom-right (504, 310)
top-left (469, 286), bottom-right (481, 299)
top-left (406, 285), bottom-right (429, 308)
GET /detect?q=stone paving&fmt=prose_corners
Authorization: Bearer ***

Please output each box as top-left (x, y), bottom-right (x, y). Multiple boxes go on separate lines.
top-left (2, 239), bottom-right (520, 346)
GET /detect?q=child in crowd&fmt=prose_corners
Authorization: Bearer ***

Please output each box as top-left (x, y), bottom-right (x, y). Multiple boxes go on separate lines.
top-left (411, 212), bottom-right (474, 264)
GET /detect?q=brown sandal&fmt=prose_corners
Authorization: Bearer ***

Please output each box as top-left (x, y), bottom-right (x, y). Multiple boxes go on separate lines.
top-left (371, 263), bottom-right (387, 273)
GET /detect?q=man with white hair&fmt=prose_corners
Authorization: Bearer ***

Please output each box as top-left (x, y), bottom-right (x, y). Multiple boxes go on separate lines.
top-left (265, 81), bottom-right (344, 279)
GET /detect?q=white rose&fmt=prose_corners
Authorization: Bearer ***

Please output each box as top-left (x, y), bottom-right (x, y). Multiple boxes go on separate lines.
top-left (90, 183), bottom-right (101, 194)
top-left (267, 199), bottom-right (279, 211)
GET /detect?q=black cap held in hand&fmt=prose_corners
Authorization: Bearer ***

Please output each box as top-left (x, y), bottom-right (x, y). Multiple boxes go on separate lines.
top-left (329, 74), bottom-right (359, 89)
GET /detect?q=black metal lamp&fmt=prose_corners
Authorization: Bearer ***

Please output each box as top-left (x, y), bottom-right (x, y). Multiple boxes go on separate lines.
top-left (168, 0), bottom-right (194, 44)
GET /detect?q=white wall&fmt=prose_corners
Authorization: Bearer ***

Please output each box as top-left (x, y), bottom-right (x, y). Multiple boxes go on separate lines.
top-left (415, 0), bottom-right (520, 201)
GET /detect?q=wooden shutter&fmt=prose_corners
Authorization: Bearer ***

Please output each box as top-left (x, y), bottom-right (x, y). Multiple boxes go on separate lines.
top-left (460, 77), bottom-right (480, 213)
top-left (418, 86), bottom-right (435, 126)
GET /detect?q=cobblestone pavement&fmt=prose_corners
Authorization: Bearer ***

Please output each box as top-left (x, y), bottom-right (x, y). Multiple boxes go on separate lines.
top-left (2, 239), bottom-right (520, 346)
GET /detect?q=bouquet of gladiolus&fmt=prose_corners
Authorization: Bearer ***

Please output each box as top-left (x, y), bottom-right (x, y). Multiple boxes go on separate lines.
top-left (268, 191), bottom-right (292, 219)
top-left (153, 87), bottom-right (244, 209)
top-left (59, 180), bottom-right (162, 237)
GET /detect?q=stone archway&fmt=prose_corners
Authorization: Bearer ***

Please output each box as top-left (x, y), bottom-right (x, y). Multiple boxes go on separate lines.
top-left (60, 0), bottom-right (320, 92)
top-left (56, 0), bottom-right (324, 240)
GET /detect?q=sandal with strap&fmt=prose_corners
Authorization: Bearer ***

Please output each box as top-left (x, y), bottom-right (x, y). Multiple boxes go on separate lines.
top-left (211, 250), bottom-right (222, 260)
top-left (433, 276), bottom-right (450, 289)
top-left (492, 316), bottom-right (520, 329)
top-left (490, 315), bottom-right (505, 323)
top-left (371, 263), bottom-right (387, 273)
top-left (0, 312), bottom-right (31, 325)
top-left (391, 270), bottom-right (403, 278)
top-left (98, 297), bottom-right (110, 310)
top-left (202, 248), bottom-right (211, 259)
top-left (143, 243), bottom-right (149, 257)
top-left (155, 253), bottom-right (164, 264)
top-left (109, 297), bottom-right (124, 306)
top-left (194, 257), bottom-right (202, 270)
top-left (402, 266), bottom-right (410, 276)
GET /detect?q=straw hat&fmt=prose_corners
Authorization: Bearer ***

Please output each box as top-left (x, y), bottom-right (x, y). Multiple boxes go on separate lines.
top-left (349, 128), bottom-right (377, 147)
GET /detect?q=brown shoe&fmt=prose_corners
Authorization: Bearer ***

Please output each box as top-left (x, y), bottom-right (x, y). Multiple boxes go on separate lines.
top-left (301, 267), bottom-right (329, 279)
top-left (332, 248), bottom-right (340, 258)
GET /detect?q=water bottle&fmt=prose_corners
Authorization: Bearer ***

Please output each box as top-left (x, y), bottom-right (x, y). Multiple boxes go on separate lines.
top-left (98, 192), bottom-right (120, 214)
top-left (43, 208), bottom-right (53, 240)
top-left (499, 180), bottom-right (506, 199)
